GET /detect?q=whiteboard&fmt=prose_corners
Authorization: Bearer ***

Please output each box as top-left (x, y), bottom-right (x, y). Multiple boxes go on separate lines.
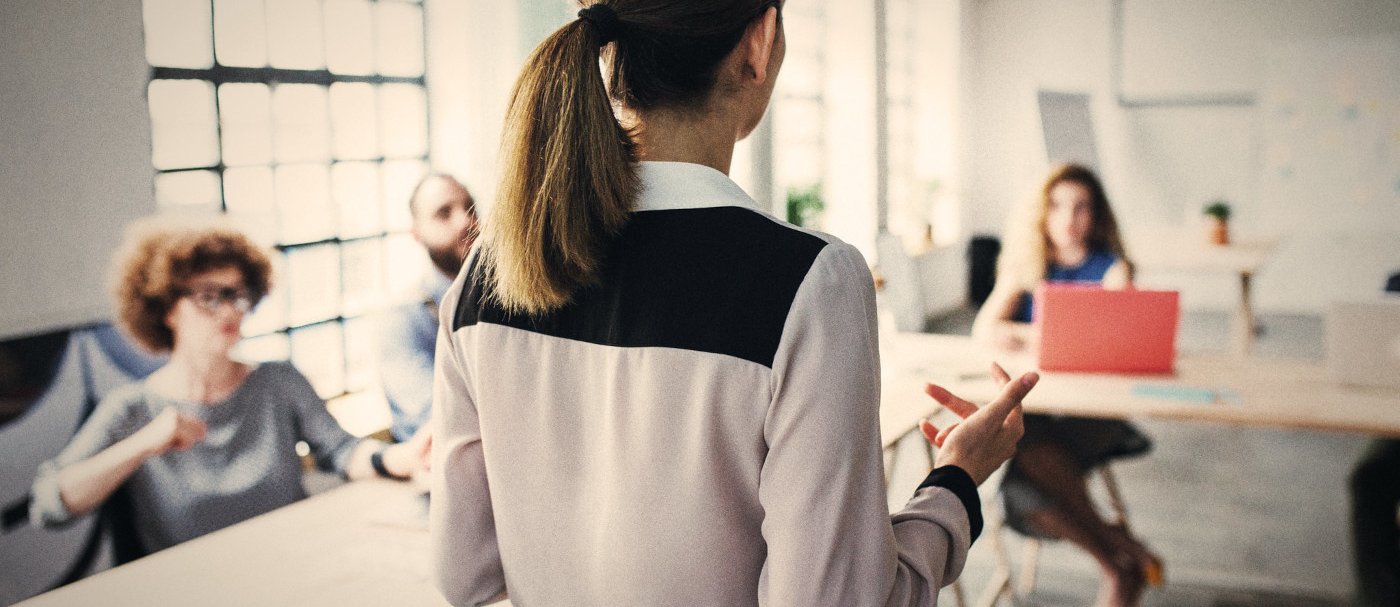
top-left (1257, 36), bottom-right (1400, 234)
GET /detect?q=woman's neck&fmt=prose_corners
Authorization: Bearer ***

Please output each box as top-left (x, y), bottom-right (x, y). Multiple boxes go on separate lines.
top-left (153, 348), bottom-right (246, 404)
top-left (1053, 244), bottom-right (1090, 267)
top-left (628, 106), bottom-right (738, 175)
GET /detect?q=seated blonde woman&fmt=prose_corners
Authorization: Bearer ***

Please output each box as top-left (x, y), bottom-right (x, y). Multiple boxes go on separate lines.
top-left (30, 220), bottom-right (429, 556)
top-left (973, 164), bottom-right (1160, 607)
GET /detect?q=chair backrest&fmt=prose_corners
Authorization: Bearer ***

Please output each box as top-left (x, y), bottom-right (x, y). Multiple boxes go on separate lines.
top-left (0, 326), bottom-right (157, 603)
top-left (967, 235), bottom-right (1001, 308)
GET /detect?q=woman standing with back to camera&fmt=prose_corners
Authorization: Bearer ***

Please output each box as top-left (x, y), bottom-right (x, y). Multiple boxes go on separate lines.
top-left (431, 2), bottom-right (1036, 605)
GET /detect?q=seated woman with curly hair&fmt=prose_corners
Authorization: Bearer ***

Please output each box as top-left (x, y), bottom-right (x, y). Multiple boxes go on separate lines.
top-left (30, 219), bottom-right (430, 555)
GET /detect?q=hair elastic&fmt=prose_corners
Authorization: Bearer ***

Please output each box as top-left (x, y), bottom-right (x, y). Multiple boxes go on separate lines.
top-left (577, 4), bottom-right (623, 44)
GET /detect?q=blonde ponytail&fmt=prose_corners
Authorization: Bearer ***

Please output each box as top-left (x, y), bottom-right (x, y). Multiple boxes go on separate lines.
top-left (480, 17), bottom-right (637, 315)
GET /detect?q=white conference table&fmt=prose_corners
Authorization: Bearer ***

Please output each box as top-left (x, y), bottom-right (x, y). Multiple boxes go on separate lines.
top-left (16, 480), bottom-right (469, 607)
top-left (878, 331), bottom-right (1400, 445)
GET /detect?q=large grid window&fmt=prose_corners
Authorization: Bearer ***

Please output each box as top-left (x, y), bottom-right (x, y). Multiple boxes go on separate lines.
top-left (141, 0), bottom-right (430, 400)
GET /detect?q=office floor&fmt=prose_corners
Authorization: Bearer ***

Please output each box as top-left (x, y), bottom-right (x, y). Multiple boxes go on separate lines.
top-left (890, 310), bottom-right (1366, 606)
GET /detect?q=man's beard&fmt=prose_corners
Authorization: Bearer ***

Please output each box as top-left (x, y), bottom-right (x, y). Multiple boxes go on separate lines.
top-left (427, 242), bottom-right (467, 277)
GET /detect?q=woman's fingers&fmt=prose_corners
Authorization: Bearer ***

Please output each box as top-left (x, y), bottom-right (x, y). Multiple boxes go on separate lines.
top-left (990, 361), bottom-right (1012, 386)
top-left (924, 383), bottom-right (979, 418)
top-left (985, 372), bottom-right (1039, 419)
top-left (919, 419), bottom-right (939, 443)
top-left (935, 423), bottom-right (958, 447)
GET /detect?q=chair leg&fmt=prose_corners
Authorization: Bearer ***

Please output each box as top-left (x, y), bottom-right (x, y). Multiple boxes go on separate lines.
top-left (1016, 537), bottom-right (1041, 598)
top-left (950, 578), bottom-right (969, 607)
top-left (883, 443), bottom-right (895, 488)
top-left (1099, 465), bottom-right (1129, 531)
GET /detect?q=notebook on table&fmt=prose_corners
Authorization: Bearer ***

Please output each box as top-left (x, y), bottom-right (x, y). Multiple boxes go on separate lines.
top-left (1035, 284), bottom-right (1180, 374)
top-left (1327, 296), bottom-right (1400, 390)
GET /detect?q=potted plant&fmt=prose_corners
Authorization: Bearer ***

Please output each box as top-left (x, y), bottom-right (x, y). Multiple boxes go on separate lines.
top-left (1202, 199), bottom-right (1231, 246)
top-left (786, 184), bottom-right (824, 229)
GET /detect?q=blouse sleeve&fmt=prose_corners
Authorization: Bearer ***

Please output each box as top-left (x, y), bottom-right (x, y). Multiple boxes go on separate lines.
top-left (429, 267), bottom-right (508, 607)
top-left (757, 241), bottom-right (982, 606)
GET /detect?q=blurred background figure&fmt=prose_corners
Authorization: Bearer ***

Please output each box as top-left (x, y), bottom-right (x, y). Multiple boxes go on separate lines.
top-left (29, 219), bottom-right (430, 560)
top-left (973, 164), bottom-right (1160, 607)
top-left (381, 173), bottom-right (478, 441)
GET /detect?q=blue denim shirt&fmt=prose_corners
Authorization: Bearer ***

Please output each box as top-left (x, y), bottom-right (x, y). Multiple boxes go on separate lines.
top-left (381, 269), bottom-right (452, 441)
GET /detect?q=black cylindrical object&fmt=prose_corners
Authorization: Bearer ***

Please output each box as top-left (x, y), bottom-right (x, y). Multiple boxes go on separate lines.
top-left (967, 235), bottom-right (1001, 308)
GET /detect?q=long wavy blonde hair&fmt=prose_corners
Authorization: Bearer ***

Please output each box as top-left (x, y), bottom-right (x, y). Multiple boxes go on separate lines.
top-left (997, 163), bottom-right (1133, 292)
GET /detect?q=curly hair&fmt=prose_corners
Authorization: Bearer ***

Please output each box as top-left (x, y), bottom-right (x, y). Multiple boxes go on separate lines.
top-left (111, 219), bottom-right (273, 353)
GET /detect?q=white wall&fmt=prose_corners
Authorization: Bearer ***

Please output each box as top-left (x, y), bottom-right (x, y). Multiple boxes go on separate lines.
top-left (0, 0), bottom-right (156, 340)
top-left (961, 0), bottom-right (1400, 314)
top-left (428, 1), bottom-right (574, 217)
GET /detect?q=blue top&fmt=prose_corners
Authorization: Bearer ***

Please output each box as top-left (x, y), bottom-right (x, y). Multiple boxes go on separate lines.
top-left (381, 269), bottom-right (452, 441)
top-left (1013, 249), bottom-right (1118, 322)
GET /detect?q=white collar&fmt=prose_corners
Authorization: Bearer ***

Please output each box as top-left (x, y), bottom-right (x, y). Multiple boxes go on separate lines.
top-left (633, 161), bottom-right (765, 214)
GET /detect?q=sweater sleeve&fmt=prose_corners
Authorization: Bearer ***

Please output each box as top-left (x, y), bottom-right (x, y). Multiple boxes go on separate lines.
top-left (430, 269), bottom-right (507, 607)
top-left (30, 387), bottom-right (150, 528)
top-left (757, 241), bottom-right (977, 606)
top-left (281, 363), bottom-right (363, 476)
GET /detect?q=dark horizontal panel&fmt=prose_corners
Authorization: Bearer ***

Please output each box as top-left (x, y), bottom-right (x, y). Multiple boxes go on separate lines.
top-left (151, 66), bottom-right (425, 87)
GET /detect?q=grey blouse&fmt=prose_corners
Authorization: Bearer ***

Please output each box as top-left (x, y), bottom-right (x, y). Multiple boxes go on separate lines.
top-left (30, 361), bottom-right (364, 553)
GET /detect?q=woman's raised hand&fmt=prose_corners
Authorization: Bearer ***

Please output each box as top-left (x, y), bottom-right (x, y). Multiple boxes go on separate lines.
top-left (919, 362), bottom-right (1036, 485)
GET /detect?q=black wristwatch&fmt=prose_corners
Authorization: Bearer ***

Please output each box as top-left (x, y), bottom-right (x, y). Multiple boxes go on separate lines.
top-left (370, 446), bottom-right (408, 480)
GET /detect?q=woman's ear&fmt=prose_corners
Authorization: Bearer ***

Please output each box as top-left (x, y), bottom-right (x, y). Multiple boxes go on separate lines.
top-left (740, 6), bottom-right (780, 85)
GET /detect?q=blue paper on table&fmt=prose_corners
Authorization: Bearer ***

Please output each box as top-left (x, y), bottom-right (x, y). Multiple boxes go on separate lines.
top-left (1132, 383), bottom-right (1238, 404)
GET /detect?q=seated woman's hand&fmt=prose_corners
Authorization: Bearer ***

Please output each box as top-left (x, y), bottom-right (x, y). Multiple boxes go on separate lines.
top-left (134, 408), bottom-right (208, 457)
top-left (919, 363), bottom-right (1036, 485)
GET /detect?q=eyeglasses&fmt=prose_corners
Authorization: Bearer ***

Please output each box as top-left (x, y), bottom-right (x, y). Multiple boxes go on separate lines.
top-left (180, 286), bottom-right (254, 314)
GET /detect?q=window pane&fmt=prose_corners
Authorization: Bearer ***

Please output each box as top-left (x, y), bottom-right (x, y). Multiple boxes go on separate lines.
top-left (267, 0), bottom-right (325, 70)
top-left (332, 161), bottom-right (382, 238)
top-left (242, 253), bottom-right (288, 336)
top-left (219, 83), bottom-right (273, 167)
top-left (223, 166), bottom-right (278, 243)
top-left (287, 244), bottom-right (342, 326)
top-left (291, 322), bottom-right (346, 398)
top-left (143, 0), bottom-right (214, 69)
top-left (324, 0), bottom-right (374, 76)
top-left (272, 84), bottom-right (330, 163)
top-left (329, 83), bottom-right (379, 160)
top-left (375, 2), bottom-right (424, 77)
top-left (214, 0), bottom-right (269, 67)
top-left (383, 233), bottom-right (426, 304)
top-left (343, 316), bottom-right (378, 393)
top-left (380, 159), bottom-right (427, 233)
top-left (778, 61), bottom-right (822, 98)
top-left (155, 170), bottom-right (221, 209)
top-left (149, 79), bottom-right (219, 170)
top-left (274, 163), bottom-right (335, 245)
top-left (378, 84), bottom-right (427, 159)
top-left (341, 238), bottom-right (384, 316)
top-left (235, 332), bottom-right (290, 363)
